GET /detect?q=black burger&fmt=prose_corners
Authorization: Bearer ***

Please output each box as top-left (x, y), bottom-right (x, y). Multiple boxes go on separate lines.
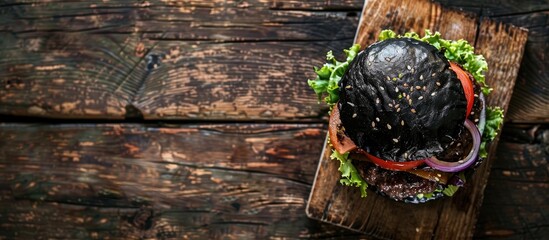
top-left (308, 30), bottom-right (503, 203)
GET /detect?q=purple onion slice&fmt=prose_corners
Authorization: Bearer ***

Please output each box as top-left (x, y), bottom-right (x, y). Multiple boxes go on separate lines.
top-left (425, 119), bottom-right (481, 172)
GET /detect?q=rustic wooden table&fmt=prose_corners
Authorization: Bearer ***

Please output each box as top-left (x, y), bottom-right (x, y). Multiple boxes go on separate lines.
top-left (0, 0), bottom-right (547, 239)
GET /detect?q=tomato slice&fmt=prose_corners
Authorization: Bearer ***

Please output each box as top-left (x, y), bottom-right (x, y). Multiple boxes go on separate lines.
top-left (328, 104), bottom-right (357, 154)
top-left (450, 62), bottom-right (474, 118)
top-left (357, 149), bottom-right (426, 171)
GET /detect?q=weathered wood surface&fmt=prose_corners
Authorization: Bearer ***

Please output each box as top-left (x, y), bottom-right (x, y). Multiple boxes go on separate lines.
top-left (475, 124), bottom-right (549, 239)
top-left (0, 0), bottom-right (547, 239)
top-left (0, 123), bottom-right (546, 239)
top-left (0, 0), bottom-right (361, 120)
top-left (0, 124), bottom-right (549, 239)
top-left (0, 0), bottom-right (546, 122)
top-left (307, 0), bottom-right (528, 239)
top-left (0, 123), bottom-right (360, 239)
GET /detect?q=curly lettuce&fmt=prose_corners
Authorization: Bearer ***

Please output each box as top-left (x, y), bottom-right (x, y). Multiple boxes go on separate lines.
top-left (479, 106), bottom-right (504, 158)
top-left (330, 150), bottom-right (368, 197)
top-left (308, 44), bottom-right (361, 106)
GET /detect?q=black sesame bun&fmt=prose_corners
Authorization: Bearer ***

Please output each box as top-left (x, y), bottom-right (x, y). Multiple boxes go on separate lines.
top-left (338, 38), bottom-right (467, 162)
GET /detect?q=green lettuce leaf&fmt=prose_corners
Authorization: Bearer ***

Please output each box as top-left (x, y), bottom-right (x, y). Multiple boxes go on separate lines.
top-left (479, 106), bottom-right (505, 158)
top-left (442, 185), bottom-right (460, 197)
top-left (378, 29), bottom-right (491, 95)
top-left (330, 149), bottom-right (368, 197)
top-left (308, 44), bottom-right (361, 106)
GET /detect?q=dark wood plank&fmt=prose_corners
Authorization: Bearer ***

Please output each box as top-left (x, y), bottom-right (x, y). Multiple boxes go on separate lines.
top-left (0, 124), bottom-right (545, 239)
top-left (0, 123), bottom-right (366, 239)
top-left (1, 0), bottom-right (545, 122)
top-left (0, 0), bottom-right (359, 120)
top-left (475, 124), bottom-right (549, 239)
top-left (306, 0), bottom-right (528, 239)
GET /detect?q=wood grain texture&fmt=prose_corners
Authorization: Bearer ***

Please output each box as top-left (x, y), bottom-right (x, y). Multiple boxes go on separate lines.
top-left (475, 124), bottom-right (549, 239)
top-left (306, 0), bottom-right (528, 239)
top-left (0, 0), bottom-right (360, 120)
top-left (0, 123), bottom-right (365, 239)
top-left (0, 123), bottom-right (546, 239)
top-left (1, 0), bottom-right (545, 122)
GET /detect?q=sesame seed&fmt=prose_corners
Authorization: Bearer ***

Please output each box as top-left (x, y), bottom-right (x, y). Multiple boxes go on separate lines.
top-left (395, 104), bottom-right (400, 108)
top-left (387, 76), bottom-right (391, 81)
top-left (418, 96), bottom-right (423, 100)
top-left (372, 121), bottom-right (375, 127)
top-left (352, 113), bottom-right (357, 118)
top-left (387, 124), bottom-right (392, 130)
top-left (406, 95), bottom-right (411, 100)
top-left (396, 108), bottom-right (401, 112)
top-left (411, 108), bottom-right (416, 113)
top-left (436, 82), bottom-right (441, 86)
top-left (431, 92), bottom-right (436, 96)
top-left (457, 143), bottom-right (462, 147)
top-left (434, 177), bottom-right (440, 181)
top-left (471, 111), bottom-right (475, 115)
top-left (376, 117), bottom-right (380, 122)
top-left (404, 152), bottom-right (408, 158)
top-left (395, 87), bottom-right (399, 92)
top-left (416, 86), bottom-right (422, 90)
top-left (474, 94), bottom-right (479, 97)
top-left (408, 99), bottom-right (412, 105)
top-left (345, 85), bottom-right (352, 89)
top-left (380, 86), bottom-right (385, 90)
top-left (403, 92), bottom-right (407, 97)
top-left (411, 68), bottom-right (415, 73)
top-left (347, 102), bottom-right (355, 107)
top-left (432, 73), bottom-right (436, 77)
top-left (388, 103), bottom-right (393, 108)
top-left (436, 173), bottom-right (442, 177)
top-left (403, 83), bottom-right (408, 87)
top-left (423, 86), bottom-right (426, 91)
top-left (393, 138), bottom-right (399, 143)
top-left (410, 86), bottom-right (414, 92)
top-left (376, 98), bottom-right (380, 104)
top-left (407, 65), bottom-right (411, 70)
top-left (420, 75), bottom-right (424, 80)
top-left (401, 120), bottom-right (404, 126)
top-left (475, 118), bottom-right (479, 122)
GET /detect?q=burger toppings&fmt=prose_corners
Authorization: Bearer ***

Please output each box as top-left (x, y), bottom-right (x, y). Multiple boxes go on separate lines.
top-left (424, 119), bottom-right (481, 172)
top-left (308, 30), bottom-right (505, 202)
top-left (328, 105), bottom-right (357, 154)
top-left (450, 62), bottom-right (475, 118)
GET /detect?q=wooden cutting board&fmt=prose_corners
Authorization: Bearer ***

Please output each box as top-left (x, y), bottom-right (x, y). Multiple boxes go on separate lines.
top-left (306, 0), bottom-right (528, 239)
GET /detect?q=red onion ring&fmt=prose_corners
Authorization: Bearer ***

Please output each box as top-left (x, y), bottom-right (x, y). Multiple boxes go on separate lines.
top-left (425, 119), bottom-right (481, 172)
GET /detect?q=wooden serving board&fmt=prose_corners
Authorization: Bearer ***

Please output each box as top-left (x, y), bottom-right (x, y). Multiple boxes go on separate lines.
top-left (306, 0), bottom-right (528, 239)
